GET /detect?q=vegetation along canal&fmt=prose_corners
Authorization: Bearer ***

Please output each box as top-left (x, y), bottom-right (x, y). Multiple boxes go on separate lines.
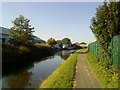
top-left (1, 50), bottom-right (76, 88)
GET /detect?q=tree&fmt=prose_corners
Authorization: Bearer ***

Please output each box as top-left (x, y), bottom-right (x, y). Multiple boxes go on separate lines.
top-left (90, 2), bottom-right (120, 59)
top-left (47, 38), bottom-right (56, 45)
top-left (9, 15), bottom-right (34, 45)
top-left (56, 40), bottom-right (62, 44)
top-left (61, 38), bottom-right (71, 44)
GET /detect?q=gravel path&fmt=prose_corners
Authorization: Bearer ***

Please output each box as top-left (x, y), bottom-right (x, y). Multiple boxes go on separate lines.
top-left (74, 50), bottom-right (103, 88)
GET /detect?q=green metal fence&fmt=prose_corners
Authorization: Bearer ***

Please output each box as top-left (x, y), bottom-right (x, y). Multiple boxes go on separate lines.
top-left (88, 35), bottom-right (120, 66)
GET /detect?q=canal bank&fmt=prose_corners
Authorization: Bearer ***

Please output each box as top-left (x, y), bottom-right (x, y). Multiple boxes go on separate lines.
top-left (2, 50), bottom-right (76, 88)
top-left (2, 43), bottom-right (55, 64)
top-left (40, 49), bottom-right (82, 88)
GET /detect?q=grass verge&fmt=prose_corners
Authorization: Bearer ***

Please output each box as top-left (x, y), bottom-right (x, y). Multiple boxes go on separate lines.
top-left (39, 50), bottom-right (81, 88)
top-left (86, 52), bottom-right (119, 88)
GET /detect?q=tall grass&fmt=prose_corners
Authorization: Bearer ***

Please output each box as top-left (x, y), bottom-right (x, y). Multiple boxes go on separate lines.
top-left (2, 43), bottom-right (55, 63)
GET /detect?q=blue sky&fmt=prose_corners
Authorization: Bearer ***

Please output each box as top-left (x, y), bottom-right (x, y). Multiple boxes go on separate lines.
top-left (1, 2), bottom-right (103, 44)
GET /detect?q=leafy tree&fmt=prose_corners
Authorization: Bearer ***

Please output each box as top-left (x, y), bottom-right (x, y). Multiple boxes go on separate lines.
top-left (56, 40), bottom-right (62, 44)
top-left (90, 2), bottom-right (120, 59)
top-left (62, 38), bottom-right (71, 44)
top-left (9, 15), bottom-right (34, 45)
top-left (47, 38), bottom-right (56, 45)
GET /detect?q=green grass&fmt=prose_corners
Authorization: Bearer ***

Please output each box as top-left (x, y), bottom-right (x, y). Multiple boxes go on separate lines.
top-left (39, 50), bottom-right (81, 88)
top-left (86, 52), bottom-right (119, 88)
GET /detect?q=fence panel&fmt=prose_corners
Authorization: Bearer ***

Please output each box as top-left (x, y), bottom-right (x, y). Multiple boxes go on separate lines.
top-left (88, 35), bottom-right (120, 66)
top-left (111, 35), bottom-right (120, 65)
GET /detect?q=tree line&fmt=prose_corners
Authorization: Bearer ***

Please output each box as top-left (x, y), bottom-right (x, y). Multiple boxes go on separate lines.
top-left (8, 15), bottom-right (72, 46)
top-left (47, 38), bottom-right (71, 45)
top-left (90, 2), bottom-right (120, 59)
top-left (3, 15), bottom-right (56, 63)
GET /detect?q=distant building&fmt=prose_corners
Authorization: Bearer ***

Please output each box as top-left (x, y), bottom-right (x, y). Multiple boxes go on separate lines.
top-left (74, 42), bottom-right (80, 46)
top-left (79, 42), bottom-right (88, 48)
top-left (0, 27), bottom-right (9, 42)
top-left (31, 36), bottom-right (46, 43)
top-left (62, 44), bottom-right (71, 48)
top-left (55, 44), bottom-right (63, 48)
top-left (74, 42), bottom-right (88, 48)
top-left (0, 26), bottom-right (45, 43)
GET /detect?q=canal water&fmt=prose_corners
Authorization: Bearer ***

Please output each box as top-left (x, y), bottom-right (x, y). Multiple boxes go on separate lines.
top-left (1, 50), bottom-right (76, 88)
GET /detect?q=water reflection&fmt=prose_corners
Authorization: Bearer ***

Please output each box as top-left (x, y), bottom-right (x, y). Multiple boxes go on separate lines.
top-left (60, 50), bottom-right (76, 60)
top-left (3, 62), bottom-right (34, 78)
top-left (60, 54), bottom-right (70, 60)
top-left (34, 55), bottom-right (55, 64)
top-left (6, 71), bottom-right (32, 88)
top-left (2, 50), bottom-right (76, 88)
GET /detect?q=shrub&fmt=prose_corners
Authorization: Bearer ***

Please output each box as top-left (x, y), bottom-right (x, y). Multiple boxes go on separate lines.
top-left (18, 46), bottom-right (30, 53)
top-left (2, 43), bottom-right (55, 63)
top-left (86, 52), bottom-right (119, 88)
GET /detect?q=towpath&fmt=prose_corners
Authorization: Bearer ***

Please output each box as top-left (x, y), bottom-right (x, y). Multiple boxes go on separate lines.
top-left (74, 49), bottom-right (103, 88)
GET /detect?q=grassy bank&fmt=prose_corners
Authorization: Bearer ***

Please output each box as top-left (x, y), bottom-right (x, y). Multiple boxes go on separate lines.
top-left (2, 43), bottom-right (55, 63)
top-left (86, 52), bottom-right (119, 88)
top-left (39, 49), bottom-right (81, 88)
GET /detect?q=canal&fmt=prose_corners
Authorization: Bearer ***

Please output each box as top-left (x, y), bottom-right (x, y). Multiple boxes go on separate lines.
top-left (1, 50), bottom-right (76, 88)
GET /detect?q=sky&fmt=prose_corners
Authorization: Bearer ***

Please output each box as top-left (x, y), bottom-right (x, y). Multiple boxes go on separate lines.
top-left (1, 0), bottom-right (105, 2)
top-left (1, 2), bottom-right (103, 44)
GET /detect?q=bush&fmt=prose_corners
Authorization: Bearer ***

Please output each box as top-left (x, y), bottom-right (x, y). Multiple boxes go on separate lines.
top-left (2, 43), bottom-right (55, 63)
top-left (18, 46), bottom-right (30, 53)
top-left (86, 52), bottom-right (119, 88)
